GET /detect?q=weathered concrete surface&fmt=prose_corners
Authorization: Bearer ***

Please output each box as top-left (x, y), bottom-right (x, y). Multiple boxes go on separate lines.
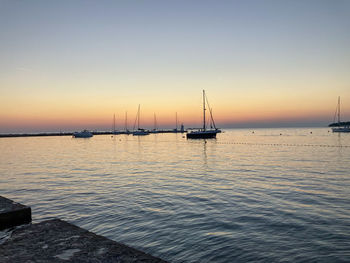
top-left (0, 219), bottom-right (167, 262)
top-left (0, 196), bottom-right (31, 230)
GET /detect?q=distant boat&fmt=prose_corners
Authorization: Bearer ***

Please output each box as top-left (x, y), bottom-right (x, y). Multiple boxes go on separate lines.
top-left (149, 113), bottom-right (159, 134)
top-left (187, 90), bottom-right (221, 139)
top-left (124, 111), bottom-right (131, 134)
top-left (112, 114), bottom-right (122, 134)
top-left (112, 114), bottom-right (125, 135)
top-left (133, 128), bottom-right (150, 136)
top-left (328, 97), bottom-right (350, 133)
top-left (73, 130), bottom-right (93, 138)
top-left (132, 105), bottom-right (150, 136)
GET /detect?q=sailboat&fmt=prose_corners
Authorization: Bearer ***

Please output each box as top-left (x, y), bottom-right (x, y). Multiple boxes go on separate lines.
top-left (328, 97), bottom-right (350, 133)
top-left (112, 114), bottom-right (124, 135)
top-left (149, 113), bottom-right (159, 133)
top-left (112, 113), bottom-right (120, 134)
top-left (124, 111), bottom-right (131, 134)
top-left (132, 105), bottom-right (150, 136)
top-left (186, 90), bottom-right (221, 139)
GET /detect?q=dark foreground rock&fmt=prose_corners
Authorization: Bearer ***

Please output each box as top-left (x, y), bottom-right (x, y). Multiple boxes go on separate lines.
top-left (0, 196), bottom-right (31, 230)
top-left (0, 219), bottom-right (167, 263)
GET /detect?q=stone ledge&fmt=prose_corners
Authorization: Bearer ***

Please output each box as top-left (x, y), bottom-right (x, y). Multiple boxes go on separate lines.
top-left (0, 218), bottom-right (168, 262)
top-left (0, 196), bottom-right (32, 230)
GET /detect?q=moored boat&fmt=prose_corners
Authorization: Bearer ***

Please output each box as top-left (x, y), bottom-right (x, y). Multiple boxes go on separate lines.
top-left (329, 97), bottom-right (350, 133)
top-left (187, 129), bottom-right (221, 139)
top-left (132, 105), bottom-right (150, 136)
top-left (186, 90), bottom-right (221, 139)
top-left (133, 128), bottom-right (150, 136)
top-left (332, 126), bottom-right (350, 132)
top-left (73, 130), bottom-right (93, 138)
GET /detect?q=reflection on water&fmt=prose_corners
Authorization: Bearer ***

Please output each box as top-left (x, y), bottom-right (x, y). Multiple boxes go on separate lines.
top-left (0, 128), bottom-right (350, 262)
top-left (203, 140), bottom-right (207, 166)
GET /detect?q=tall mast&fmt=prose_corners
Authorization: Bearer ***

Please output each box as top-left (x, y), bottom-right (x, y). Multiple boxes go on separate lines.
top-left (338, 96), bottom-right (341, 123)
top-left (113, 113), bottom-right (116, 133)
top-left (138, 104), bottom-right (140, 130)
top-left (133, 106), bottom-right (140, 131)
top-left (154, 113), bottom-right (157, 130)
top-left (203, 90), bottom-right (206, 131)
top-left (125, 111), bottom-right (128, 131)
top-left (176, 112), bottom-right (178, 131)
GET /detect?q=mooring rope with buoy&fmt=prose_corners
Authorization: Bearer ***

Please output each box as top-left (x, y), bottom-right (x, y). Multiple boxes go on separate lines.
top-left (119, 138), bottom-right (350, 148)
top-left (215, 141), bottom-right (350, 148)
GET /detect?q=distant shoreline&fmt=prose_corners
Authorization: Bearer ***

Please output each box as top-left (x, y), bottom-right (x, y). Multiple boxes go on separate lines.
top-left (0, 130), bottom-right (185, 138)
top-left (0, 132), bottom-right (74, 138)
top-left (0, 127), bottom-right (334, 138)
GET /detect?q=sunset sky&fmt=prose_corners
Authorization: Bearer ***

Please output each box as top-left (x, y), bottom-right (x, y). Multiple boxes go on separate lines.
top-left (1, 0), bottom-right (350, 133)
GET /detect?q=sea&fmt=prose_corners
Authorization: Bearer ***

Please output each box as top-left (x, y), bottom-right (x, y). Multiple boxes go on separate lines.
top-left (0, 128), bottom-right (349, 262)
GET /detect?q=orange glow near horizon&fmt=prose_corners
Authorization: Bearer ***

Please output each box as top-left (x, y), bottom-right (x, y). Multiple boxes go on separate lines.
top-left (1, 90), bottom-right (350, 133)
top-left (1, 70), bottom-right (350, 132)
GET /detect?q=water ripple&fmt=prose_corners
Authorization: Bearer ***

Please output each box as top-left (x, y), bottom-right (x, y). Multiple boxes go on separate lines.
top-left (1, 128), bottom-right (349, 262)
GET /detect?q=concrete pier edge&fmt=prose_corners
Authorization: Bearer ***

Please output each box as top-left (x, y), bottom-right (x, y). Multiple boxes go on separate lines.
top-left (0, 196), bottom-right (32, 230)
top-left (0, 196), bottom-right (168, 262)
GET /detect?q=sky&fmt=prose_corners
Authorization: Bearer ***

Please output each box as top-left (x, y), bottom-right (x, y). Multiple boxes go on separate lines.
top-left (1, 0), bottom-right (350, 133)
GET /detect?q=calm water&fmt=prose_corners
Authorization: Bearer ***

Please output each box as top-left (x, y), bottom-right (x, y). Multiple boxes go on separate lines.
top-left (1, 128), bottom-right (350, 262)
